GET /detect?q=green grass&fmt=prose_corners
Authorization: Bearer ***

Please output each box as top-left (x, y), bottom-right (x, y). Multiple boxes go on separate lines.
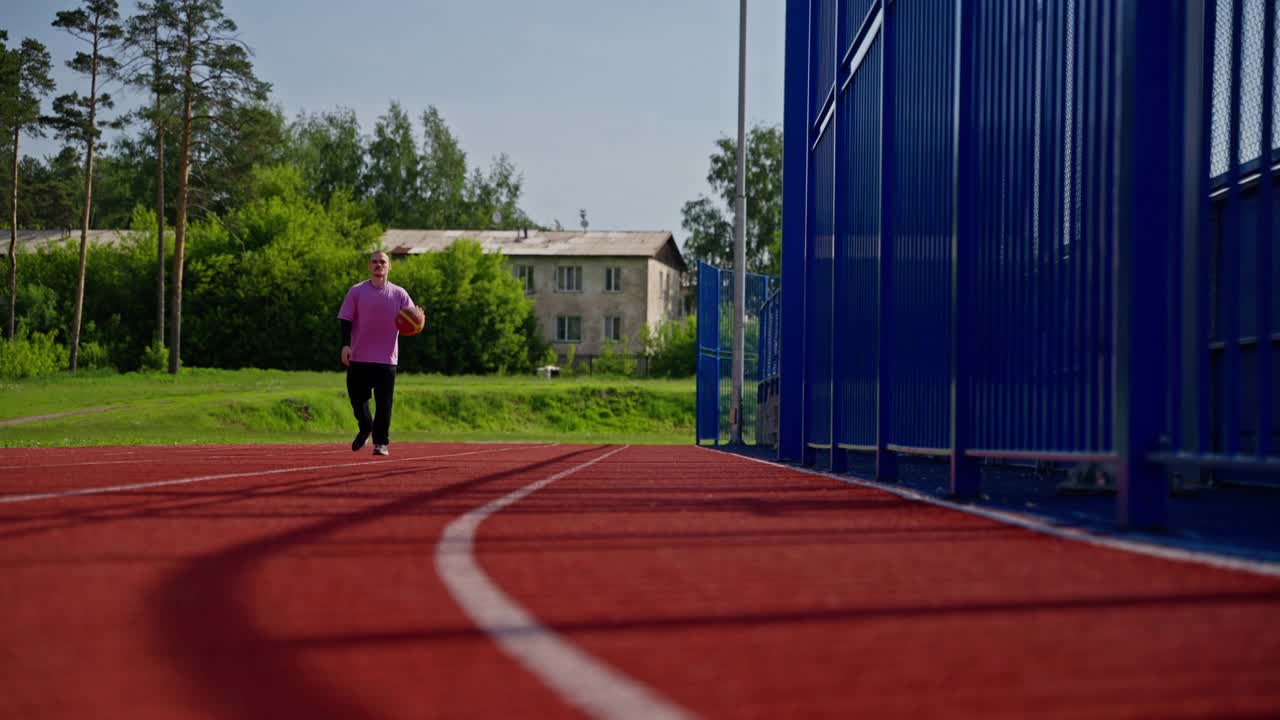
top-left (0, 368), bottom-right (696, 447)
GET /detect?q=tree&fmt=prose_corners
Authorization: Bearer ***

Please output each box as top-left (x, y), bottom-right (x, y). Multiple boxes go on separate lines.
top-left (192, 100), bottom-right (285, 214)
top-left (418, 105), bottom-right (466, 227)
top-left (151, 0), bottom-right (269, 373)
top-left (286, 107), bottom-right (365, 204)
top-left (680, 123), bottom-right (782, 275)
top-left (393, 239), bottom-right (533, 374)
top-left (417, 106), bottom-right (529, 230)
top-left (3, 147), bottom-right (82, 231)
top-left (119, 0), bottom-right (177, 345)
top-left (0, 33), bottom-right (55, 340)
top-left (50, 0), bottom-right (124, 371)
top-left (364, 101), bottom-right (420, 226)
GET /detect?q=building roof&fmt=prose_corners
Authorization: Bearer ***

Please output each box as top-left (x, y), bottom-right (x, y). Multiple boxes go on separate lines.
top-left (383, 229), bottom-right (687, 272)
top-left (2, 229), bottom-right (134, 254)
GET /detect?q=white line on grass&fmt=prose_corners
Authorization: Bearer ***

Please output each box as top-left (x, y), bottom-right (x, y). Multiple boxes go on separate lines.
top-left (0, 445), bottom-right (542, 505)
top-left (703, 447), bottom-right (1280, 579)
top-left (436, 445), bottom-right (695, 720)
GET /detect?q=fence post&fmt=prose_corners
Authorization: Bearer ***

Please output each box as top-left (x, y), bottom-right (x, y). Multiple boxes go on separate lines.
top-left (1113, 0), bottom-right (1180, 528)
top-left (875, 0), bottom-right (899, 482)
top-left (780, 0), bottom-right (811, 462)
top-left (949, 0), bottom-right (980, 497)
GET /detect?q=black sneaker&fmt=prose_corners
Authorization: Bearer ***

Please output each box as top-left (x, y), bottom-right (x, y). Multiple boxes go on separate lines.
top-left (352, 430), bottom-right (371, 452)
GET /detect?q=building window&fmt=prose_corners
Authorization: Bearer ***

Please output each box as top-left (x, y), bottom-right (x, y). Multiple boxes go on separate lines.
top-left (514, 265), bottom-right (535, 294)
top-left (604, 316), bottom-right (622, 342)
top-left (556, 315), bottom-right (582, 343)
top-left (556, 266), bottom-right (582, 292)
top-left (605, 266), bottom-right (623, 292)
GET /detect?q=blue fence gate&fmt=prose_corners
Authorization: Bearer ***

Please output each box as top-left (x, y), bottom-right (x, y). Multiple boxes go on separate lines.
top-left (696, 262), bottom-right (778, 445)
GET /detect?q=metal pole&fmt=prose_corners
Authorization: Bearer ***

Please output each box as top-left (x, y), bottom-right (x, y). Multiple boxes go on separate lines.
top-left (732, 0), bottom-right (748, 444)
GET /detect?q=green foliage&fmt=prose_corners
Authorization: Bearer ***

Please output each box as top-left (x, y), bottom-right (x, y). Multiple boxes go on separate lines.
top-left (77, 339), bottom-right (111, 369)
top-left (11, 226), bottom-right (164, 369)
top-left (0, 327), bottom-right (68, 379)
top-left (680, 123), bottom-right (782, 275)
top-left (139, 337), bottom-right (166, 371)
top-left (395, 239), bottom-right (534, 374)
top-left (593, 338), bottom-right (637, 377)
top-left (286, 107), bottom-right (366, 204)
top-left (562, 343), bottom-right (577, 376)
top-left (520, 307), bottom-right (552, 372)
top-left (644, 316), bottom-right (698, 378)
top-left (14, 281), bottom-right (62, 336)
top-left (0, 34), bottom-right (55, 138)
top-left (49, 0), bottom-right (124, 149)
top-left (181, 171), bottom-right (369, 369)
top-left (365, 101), bottom-right (421, 226)
top-left (417, 105), bottom-right (467, 227)
top-left (2, 149), bottom-right (82, 230)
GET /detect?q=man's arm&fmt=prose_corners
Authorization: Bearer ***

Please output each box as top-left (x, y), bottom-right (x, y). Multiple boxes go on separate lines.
top-left (340, 319), bottom-right (353, 366)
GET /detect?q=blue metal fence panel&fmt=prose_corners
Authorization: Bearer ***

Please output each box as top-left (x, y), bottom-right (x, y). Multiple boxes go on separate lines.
top-left (697, 352), bottom-right (720, 444)
top-left (889, 0), bottom-right (954, 452)
top-left (696, 261), bottom-right (779, 446)
top-left (759, 290), bottom-right (782, 381)
top-left (1168, 0), bottom-right (1280, 474)
top-left (806, 131), bottom-right (836, 449)
top-left (780, 0), bottom-right (1277, 524)
top-left (834, 29), bottom-right (881, 450)
top-left (812, 0), bottom-right (838, 122)
top-left (962, 0), bottom-right (1117, 457)
top-left (779, 0), bottom-right (811, 462)
top-left (842, 0), bottom-right (878, 53)
top-left (696, 263), bottom-right (721, 444)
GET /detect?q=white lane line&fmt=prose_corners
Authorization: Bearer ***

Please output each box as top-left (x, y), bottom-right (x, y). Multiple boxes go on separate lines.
top-left (436, 445), bottom-right (694, 720)
top-left (0, 445), bottom-right (544, 505)
top-left (0, 448), bottom-right (355, 470)
top-left (704, 447), bottom-right (1280, 579)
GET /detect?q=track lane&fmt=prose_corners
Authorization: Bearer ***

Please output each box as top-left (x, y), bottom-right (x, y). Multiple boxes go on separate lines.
top-left (474, 445), bottom-right (1280, 719)
top-left (5, 442), bottom-right (1279, 719)
top-left (0, 443), bottom-right (608, 719)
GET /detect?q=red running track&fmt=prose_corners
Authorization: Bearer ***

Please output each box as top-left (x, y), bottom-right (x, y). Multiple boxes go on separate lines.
top-left (0, 442), bottom-right (1277, 719)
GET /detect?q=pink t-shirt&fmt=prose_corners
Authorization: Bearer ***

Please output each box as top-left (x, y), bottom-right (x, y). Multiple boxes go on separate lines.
top-left (337, 280), bottom-right (415, 365)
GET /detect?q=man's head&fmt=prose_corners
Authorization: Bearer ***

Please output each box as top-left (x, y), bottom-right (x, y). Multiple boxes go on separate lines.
top-left (368, 251), bottom-right (390, 284)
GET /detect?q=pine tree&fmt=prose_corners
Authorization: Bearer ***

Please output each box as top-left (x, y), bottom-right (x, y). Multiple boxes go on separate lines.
top-left (149, 0), bottom-right (269, 373)
top-left (0, 33), bottom-right (55, 340)
top-left (50, 0), bottom-right (124, 371)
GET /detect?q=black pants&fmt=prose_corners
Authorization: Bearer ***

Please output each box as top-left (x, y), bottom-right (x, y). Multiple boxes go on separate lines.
top-left (346, 362), bottom-right (396, 445)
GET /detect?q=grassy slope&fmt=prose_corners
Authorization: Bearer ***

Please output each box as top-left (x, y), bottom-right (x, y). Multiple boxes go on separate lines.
top-left (0, 369), bottom-right (695, 447)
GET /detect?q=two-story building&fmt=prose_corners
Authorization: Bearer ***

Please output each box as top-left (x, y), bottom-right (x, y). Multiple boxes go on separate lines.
top-left (384, 229), bottom-right (688, 357)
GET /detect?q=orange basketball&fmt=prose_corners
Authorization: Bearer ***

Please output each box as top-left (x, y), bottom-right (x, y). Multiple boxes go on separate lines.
top-left (396, 306), bottom-right (425, 336)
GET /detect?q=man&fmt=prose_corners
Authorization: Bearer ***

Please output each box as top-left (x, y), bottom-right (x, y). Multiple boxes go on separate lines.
top-left (337, 251), bottom-right (418, 456)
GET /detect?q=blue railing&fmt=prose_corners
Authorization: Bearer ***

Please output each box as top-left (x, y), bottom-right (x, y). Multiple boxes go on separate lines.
top-left (1154, 0), bottom-right (1280, 480)
top-left (696, 262), bottom-right (778, 446)
top-left (780, 0), bottom-right (1279, 527)
top-left (759, 289), bottom-right (782, 384)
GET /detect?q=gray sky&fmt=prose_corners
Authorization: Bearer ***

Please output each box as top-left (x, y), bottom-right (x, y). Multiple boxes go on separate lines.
top-left (7, 0), bottom-right (786, 244)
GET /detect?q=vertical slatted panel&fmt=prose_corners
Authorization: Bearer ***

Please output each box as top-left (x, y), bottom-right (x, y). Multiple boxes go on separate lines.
top-left (1200, 0), bottom-right (1280, 464)
top-left (696, 262), bottom-right (721, 444)
top-left (842, 0), bottom-right (877, 52)
top-left (835, 32), bottom-right (882, 449)
top-left (812, 0), bottom-right (838, 120)
top-left (890, 0), bottom-right (954, 451)
top-left (1257, 0), bottom-right (1276, 457)
top-left (806, 131), bottom-right (836, 448)
top-left (964, 0), bottom-right (1116, 455)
